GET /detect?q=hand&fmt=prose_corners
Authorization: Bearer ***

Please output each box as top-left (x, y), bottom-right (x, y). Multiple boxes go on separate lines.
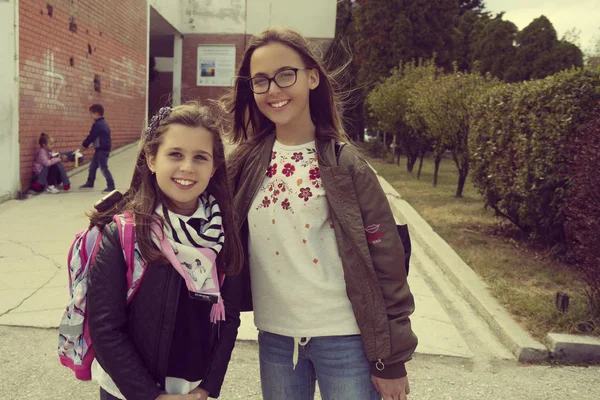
top-left (372, 375), bottom-right (410, 400)
top-left (155, 394), bottom-right (203, 400)
top-left (190, 387), bottom-right (210, 400)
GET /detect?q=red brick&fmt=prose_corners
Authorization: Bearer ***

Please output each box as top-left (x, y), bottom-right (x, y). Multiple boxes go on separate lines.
top-left (19, 0), bottom-right (147, 189)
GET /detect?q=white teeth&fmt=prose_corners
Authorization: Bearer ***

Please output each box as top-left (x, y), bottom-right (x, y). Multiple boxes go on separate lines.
top-left (271, 100), bottom-right (290, 108)
top-left (174, 179), bottom-right (194, 186)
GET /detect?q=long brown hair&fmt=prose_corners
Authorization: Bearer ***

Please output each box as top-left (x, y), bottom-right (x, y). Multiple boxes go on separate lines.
top-left (227, 26), bottom-right (350, 144)
top-left (223, 26), bottom-right (353, 188)
top-left (89, 102), bottom-right (243, 276)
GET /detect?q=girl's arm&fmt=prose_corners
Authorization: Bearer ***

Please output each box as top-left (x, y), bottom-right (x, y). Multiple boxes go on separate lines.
top-left (38, 149), bottom-right (61, 167)
top-left (351, 157), bottom-right (418, 379)
top-left (88, 223), bottom-right (163, 400)
top-left (198, 273), bottom-right (243, 398)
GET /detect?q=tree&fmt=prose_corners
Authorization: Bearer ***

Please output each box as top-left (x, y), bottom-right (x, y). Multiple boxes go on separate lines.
top-left (459, 0), bottom-right (485, 14)
top-left (366, 60), bottom-right (440, 173)
top-left (507, 16), bottom-right (584, 82)
top-left (354, 0), bottom-right (460, 86)
top-left (324, 0), bottom-right (364, 141)
top-left (405, 61), bottom-right (447, 184)
top-left (469, 14), bottom-right (518, 79)
top-left (455, 10), bottom-right (480, 72)
top-left (415, 67), bottom-right (498, 197)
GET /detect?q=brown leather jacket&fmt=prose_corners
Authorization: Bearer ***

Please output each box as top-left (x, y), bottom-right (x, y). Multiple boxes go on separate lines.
top-left (230, 133), bottom-right (418, 378)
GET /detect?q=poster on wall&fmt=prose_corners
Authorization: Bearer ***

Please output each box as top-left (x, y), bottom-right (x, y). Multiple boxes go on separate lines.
top-left (196, 45), bottom-right (236, 87)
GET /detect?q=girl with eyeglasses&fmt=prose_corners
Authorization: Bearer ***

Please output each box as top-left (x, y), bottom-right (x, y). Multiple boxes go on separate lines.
top-left (225, 26), bottom-right (417, 400)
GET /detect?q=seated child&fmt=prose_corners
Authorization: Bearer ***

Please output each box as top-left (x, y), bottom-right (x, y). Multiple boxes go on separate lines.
top-left (31, 133), bottom-right (70, 193)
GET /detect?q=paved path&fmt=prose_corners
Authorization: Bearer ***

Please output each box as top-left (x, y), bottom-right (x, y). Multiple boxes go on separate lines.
top-left (8, 141), bottom-right (587, 399)
top-left (0, 141), bottom-right (510, 359)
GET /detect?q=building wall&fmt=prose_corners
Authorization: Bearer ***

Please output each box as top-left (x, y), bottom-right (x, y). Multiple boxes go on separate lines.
top-left (178, 0), bottom-right (336, 104)
top-left (18, 0), bottom-right (148, 190)
top-left (150, 0), bottom-right (183, 33)
top-left (0, 0), bottom-right (20, 200)
top-left (245, 0), bottom-right (336, 37)
top-left (181, 0), bottom-right (336, 37)
top-left (181, 33), bottom-right (250, 103)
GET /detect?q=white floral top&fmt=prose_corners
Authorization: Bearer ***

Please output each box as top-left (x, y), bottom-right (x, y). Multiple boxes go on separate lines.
top-left (248, 140), bottom-right (360, 337)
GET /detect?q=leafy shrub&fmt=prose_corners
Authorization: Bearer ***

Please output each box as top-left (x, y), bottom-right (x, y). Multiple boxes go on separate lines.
top-left (470, 68), bottom-right (600, 245)
top-left (564, 116), bottom-right (600, 327)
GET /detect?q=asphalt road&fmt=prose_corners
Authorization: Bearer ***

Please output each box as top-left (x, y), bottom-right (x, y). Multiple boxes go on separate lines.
top-left (1, 326), bottom-right (599, 399)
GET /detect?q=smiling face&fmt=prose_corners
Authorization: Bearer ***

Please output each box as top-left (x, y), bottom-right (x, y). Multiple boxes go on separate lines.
top-left (249, 42), bottom-right (319, 131)
top-left (147, 124), bottom-right (216, 216)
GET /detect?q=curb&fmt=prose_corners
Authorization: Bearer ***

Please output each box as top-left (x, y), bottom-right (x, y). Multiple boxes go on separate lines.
top-left (372, 169), bottom-right (551, 363)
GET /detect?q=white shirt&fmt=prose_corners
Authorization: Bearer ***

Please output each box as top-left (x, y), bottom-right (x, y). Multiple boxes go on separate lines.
top-left (248, 140), bottom-right (360, 338)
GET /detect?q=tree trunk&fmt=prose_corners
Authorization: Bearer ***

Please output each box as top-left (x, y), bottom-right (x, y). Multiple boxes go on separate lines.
top-left (455, 158), bottom-right (469, 198)
top-left (417, 152), bottom-right (425, 180)
top-left (395, 152), bottom-right (401, 166)
top-left (407, 155), bottom-right (417, 173)
top-left (456, 170), bottom-right (467, 197)
top-left (433, 154), bottom-right (442, 187)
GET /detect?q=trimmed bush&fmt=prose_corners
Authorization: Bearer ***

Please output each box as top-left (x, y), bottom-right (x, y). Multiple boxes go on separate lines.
top-left (470, 68), bottom-right (600, 245)
top-left (564, 116), bottom-right (600, 327)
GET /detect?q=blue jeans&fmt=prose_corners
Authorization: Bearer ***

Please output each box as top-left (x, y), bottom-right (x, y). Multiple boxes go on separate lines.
top-left (34, 163), bottom-right (70, 187)
top-left (86, 150), bottom-right (115, 189)
top-left (259, 331), bottom-right (381, 400)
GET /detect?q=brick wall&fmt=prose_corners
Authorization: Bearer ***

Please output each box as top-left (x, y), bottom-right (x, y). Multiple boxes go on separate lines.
top-left (181, 34), bottom-right (251, 104)
top-left (19, 0), bottom-right (147, 189)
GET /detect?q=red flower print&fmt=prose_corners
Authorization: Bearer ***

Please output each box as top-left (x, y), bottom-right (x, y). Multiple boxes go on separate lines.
top-left (282, 198), bottom-right (290, 210)
top-left (273, 197), bottom-right (279, 204)
top-left (282, 163), bottom-right (296, 177)
top-left (267, 164), bottom-right (278, 178)
top-left (262, 196), bottom-right (271, 208)
top-left (272, 151), bottom-right (277, 160)
top-left (299, 187), bottom-right (313, 202)
top-left (309, 167), bottom-right (320, 181)
top-left (274, 189), bottom-right (280, 196)
top-left (291, 152), bottom-right (303, 162)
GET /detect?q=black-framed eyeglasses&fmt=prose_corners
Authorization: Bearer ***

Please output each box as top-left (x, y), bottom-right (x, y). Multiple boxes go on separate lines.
top-left (247, 68), bottom-right (308, 94)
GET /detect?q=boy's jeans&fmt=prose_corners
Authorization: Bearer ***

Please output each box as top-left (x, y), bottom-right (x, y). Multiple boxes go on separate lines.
top-left (258, 331), bottom-right (381, 400)
top-left (86, 150), bottom-right (115, 189)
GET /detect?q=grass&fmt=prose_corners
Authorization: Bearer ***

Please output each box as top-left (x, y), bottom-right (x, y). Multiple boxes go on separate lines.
top-left (370, 155), bottom-right (598, 340)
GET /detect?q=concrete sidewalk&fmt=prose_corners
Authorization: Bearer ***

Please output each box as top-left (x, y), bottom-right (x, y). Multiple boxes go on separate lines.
top-left (0, 142), bottom-right (513, 362)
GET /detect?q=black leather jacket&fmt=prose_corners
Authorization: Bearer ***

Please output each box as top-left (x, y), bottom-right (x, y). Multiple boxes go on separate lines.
top-left (88, 222), bottom-right (241, 399)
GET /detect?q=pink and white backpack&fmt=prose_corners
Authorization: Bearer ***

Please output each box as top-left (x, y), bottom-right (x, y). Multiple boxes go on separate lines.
top-left (58, 212), bottom-right (147, 380)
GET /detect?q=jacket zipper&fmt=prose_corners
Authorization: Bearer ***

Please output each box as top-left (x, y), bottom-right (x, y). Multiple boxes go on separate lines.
top-left (153, 267), bottom-right (179, 381)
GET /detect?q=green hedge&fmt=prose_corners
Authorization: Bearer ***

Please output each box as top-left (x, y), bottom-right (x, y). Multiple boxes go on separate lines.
top-left (470, 68), bottom-right (600, 245)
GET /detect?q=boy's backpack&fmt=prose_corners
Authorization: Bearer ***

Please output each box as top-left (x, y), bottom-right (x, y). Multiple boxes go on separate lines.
top-left (335, 141), bottom-right (412, 275)
top-left (58, 212), bottom-right (148, 380)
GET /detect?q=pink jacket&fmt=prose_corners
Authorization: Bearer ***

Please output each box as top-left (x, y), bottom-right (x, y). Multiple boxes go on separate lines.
top-left (32, 148), bottom-right (60, 176)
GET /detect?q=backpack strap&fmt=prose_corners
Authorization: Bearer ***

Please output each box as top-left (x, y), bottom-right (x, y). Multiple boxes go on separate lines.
top-left (113, 212), bottom-right (136, 288)
top-left (335, 141), bottom-right (347, 166)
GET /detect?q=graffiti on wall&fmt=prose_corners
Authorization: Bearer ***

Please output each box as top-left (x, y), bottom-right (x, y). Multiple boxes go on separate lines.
top-left (44, 49), bottom-right (65, 107)
top-left (23, 49), bottom-right (66, 109)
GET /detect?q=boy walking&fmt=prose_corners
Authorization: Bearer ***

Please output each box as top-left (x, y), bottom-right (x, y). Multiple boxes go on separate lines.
top-left (79, 104), bottom-right (115, 193)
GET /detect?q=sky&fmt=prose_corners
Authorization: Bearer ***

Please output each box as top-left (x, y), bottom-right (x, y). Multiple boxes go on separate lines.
top-left (484, 0), bottom-right (599, 54)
